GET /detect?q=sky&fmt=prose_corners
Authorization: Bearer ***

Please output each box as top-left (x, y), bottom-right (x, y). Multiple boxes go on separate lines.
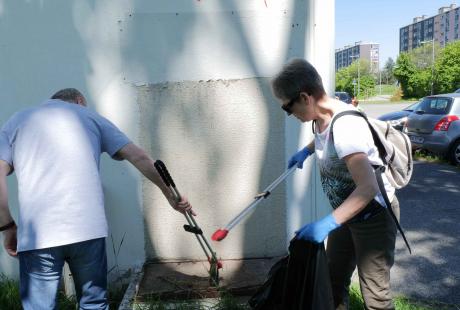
top-left (335, 0), bottom-right (458, 68)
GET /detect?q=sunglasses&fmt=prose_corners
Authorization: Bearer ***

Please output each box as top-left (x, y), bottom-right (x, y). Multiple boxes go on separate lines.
top-left (281, 95), bottom-right (300, 116)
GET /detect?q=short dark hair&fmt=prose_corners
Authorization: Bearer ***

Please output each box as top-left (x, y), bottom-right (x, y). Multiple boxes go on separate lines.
top-left (271, 58), bottom-right (326, 101)
top-left (50, 88), bottom-right (84, 103)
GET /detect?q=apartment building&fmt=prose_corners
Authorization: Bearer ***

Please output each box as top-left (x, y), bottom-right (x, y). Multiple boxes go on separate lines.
top-left (400, 4), bottom-right (460, 52)
top-left (335, 42), bottom-right (380, 72)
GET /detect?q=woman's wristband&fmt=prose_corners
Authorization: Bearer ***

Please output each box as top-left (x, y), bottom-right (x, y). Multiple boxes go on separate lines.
top-left (0, 221), bottom-right (16, 232)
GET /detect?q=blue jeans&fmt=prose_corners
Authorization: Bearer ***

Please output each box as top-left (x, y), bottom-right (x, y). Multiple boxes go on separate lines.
top-left (19, 238), bottom-right (108, 310)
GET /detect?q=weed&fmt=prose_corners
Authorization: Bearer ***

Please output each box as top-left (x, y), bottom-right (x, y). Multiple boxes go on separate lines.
top-left (349, 284), bottom-right (458, 310)
top-left (391, 87), bottom-right (403, 101)
top-left (413, 149), bottom-right (447, 164)
top-left (0, 274), bottom-right (125, 309)
top-left (210, 292), bottom-right (249, 310)
top-left (0, 274), bottom-right (21, 310)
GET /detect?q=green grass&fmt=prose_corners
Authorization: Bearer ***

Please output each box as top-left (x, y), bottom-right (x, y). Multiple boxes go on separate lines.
top-left (134, 292), bottom-right (251, 310)
top-left (0, 275), bottom-right (125, 309)
top-left (350, 284), bottom-right (458, 310)
top-left (0, 275), bottom-right (21, 310)
top-left (134, 285), bottom-right (457, 310)
top-left (2, 276), bottom-right (459, 310)
top-left (375, 84), bottom-right (398, 96)
top-left (413, 149), bottom-right (449, 164)
top-left (413, 149), bottom-right (442, 163)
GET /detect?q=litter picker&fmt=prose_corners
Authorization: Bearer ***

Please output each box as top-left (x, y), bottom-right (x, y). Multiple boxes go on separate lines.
top-left (212, 165), bottom-right (297, 242)
top-left (154, 160), bottom-right (222, 286)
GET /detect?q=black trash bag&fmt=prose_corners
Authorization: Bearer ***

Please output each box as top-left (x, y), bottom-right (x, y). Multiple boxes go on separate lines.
top-left (248, 256), bottom-right (288, 310)
top-left (248, 238), bottom-right (334, 310)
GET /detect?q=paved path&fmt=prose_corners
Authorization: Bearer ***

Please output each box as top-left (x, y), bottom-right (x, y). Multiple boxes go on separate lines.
top-left (364, 94), bottom-right (392, 101)
top-left (360, 102), bottom-right (412, 118)
top-left (391, 161), bottom-right (460, 306)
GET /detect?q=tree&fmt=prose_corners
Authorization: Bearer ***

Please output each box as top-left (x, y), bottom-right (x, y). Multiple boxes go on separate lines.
top-left (382, 57), bottom-right (395, 85)
top-left (434, 40), bottom-right (460, 94)
top-left (393, 53), bottom-right (417, 98)
top-left (335, 59), bottom-right (375, 99)
top-left (393, 42), bottom-right (444, 98)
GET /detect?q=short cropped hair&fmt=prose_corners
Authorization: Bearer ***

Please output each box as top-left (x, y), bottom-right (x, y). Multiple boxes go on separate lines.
top-left (271, 58), bottom-right (326, 101)
top-left (50, 88), bottom-right (84, 103)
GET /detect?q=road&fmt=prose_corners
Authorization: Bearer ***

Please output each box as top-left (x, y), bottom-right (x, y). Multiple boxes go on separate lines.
top-left (356, 103), bottom-right (460, 306)
top-left (392, 161), bottom-right (460, 306)
top-left (360, 102), bottom-right (410, 118)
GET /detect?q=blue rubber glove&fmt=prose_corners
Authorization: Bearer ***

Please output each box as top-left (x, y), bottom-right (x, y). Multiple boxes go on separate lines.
top-left (288, 146), bottom-right (313, 169)
top-left (295, 213), bottom-right (341, 243)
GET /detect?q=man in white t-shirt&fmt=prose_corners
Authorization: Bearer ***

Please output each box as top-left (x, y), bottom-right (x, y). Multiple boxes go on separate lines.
top-left (0, 88), bottom-right (194, 310)
top-left (271, 59), bottom-right (400, 310)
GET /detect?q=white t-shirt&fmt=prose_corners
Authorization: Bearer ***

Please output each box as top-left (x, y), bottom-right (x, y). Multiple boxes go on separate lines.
top-left (0, 99), bottom-right (131, 252)
top-left (314, 102), bottom-right (395, 211)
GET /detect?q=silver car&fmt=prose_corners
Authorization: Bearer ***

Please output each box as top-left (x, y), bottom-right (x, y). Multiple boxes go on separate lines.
top-left (405, 93), bottom-right (460, 165)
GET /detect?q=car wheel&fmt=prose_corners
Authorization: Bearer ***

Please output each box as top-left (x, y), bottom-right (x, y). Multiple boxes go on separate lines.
top-left (449, 139), bottom-right (460, 166)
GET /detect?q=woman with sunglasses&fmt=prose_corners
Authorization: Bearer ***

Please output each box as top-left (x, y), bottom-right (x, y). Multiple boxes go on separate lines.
top-left (272, 58), bottom-right (399, 310)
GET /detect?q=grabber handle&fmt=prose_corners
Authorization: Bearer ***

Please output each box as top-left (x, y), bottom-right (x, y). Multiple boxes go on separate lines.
top-left (224, 165), bottom-right (297, 231)
top-left (154, 160), bottom-right (181, 201)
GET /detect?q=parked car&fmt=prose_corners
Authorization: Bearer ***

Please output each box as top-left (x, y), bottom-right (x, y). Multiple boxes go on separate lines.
top-left (455, 88), bottom-right (460, 93)
top-left (404, 94), bottom-right (460, 165)
top-left (378, 101), bottom-right (420, 131)
top-left (335, 91), bottom-right (352, 104)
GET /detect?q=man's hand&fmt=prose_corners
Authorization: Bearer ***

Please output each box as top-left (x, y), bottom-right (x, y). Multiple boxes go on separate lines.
top-left (295, 213), bottom-right (340, 243)
top-left (2, 225), bottom-right (17, 257)
top-left (288, 146), bottom-right (313, 169)
top-left (167, 195), bottom-right (196, 216)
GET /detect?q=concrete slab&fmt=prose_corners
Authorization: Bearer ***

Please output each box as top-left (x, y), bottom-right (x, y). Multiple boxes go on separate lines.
top-left (135, 257), bottom-right (283, 302)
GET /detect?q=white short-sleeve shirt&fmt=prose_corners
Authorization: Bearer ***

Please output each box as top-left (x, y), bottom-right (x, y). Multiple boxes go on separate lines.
top-left (0, 99), bottom-right (131, 252)
top-left (314, 102), bottom-right (394, 211)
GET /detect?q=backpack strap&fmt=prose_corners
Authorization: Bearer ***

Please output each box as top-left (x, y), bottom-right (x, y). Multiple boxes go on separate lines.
top-left (330, 110), bottom-right (412, 254)
top-left (330, 110), bottom-right (388, 165)
top-left (374, 166), bottom-right (411, 253)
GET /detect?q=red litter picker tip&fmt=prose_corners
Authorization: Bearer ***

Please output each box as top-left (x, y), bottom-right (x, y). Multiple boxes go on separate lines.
top-left (211, 229), bottom-right (229, 241)
top-left (212, 165), bottom-right (297, 242)
top-left (154, 160), bottom-right (222, 286)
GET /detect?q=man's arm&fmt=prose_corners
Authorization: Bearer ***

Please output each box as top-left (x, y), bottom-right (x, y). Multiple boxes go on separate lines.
top-left (0, 160), bottom-right (17, 257)
top-left (116, 143), bottom-right (195, 215)
top-left (0, 161), bottom-right (13, 225)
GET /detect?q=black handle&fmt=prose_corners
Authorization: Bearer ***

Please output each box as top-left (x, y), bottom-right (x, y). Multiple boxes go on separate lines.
top-left (154, 160), bottom-right (176, 187)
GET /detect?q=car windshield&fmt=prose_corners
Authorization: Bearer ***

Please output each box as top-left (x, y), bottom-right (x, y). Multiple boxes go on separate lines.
top-left (415, 97), bottom-right (453, 115)
top-left (403, 102), bottom-right (420, 111)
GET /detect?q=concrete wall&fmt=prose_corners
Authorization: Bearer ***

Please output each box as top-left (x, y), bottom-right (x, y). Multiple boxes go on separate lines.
top-left (0, 0), bottom-right (335, 281)
top-left (138, 78), bottom-right (286, 259)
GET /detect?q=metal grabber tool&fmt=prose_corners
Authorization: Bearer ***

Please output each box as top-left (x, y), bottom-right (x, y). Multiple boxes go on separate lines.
top-left (212, 165), bottom-right (297, 242)
top-left (154, 160), bottom-right (222, 286)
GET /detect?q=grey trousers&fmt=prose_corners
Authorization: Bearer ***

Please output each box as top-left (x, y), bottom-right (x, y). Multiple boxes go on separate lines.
top-left (326, 197), bottom-right (399, 310)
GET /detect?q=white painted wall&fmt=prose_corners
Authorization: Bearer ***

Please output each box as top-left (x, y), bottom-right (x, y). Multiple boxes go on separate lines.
top-left (0, 0), bottom-right (334, 282)
top-left (286, 0), bottom-right (336, 239)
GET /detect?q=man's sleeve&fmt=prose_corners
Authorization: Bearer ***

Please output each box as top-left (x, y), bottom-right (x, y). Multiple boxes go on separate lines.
top-left (97, 115), bottom-right (132, 160)
top-left (333, 115), bottom-right (374, 159)
top-left (0, 130), bottom-right (13, 174)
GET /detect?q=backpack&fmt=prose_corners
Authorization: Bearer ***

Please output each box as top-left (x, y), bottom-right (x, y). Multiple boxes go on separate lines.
top-left (331, 110), bottom-right (413, 189)
top-left (330, 110), bottom-right (413, 253)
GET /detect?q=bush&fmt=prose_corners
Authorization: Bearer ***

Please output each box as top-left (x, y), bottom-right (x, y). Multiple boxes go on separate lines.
top-left (390, 87), bottom-right (403, 101)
